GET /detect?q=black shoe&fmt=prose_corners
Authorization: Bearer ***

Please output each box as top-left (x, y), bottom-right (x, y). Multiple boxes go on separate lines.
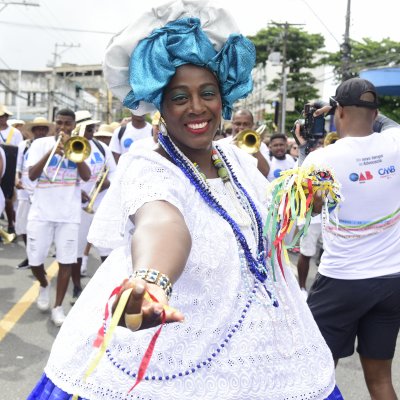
top-left (7, 226), bottom-right (15, 234)
top-left (16, 258), bottom-right (30, 270)
top-left (70, 286), bottom-right (83, 305)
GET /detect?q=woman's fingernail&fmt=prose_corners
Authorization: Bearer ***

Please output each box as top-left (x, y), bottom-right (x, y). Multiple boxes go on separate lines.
top-left (135, 284), bottom-right (144, 295)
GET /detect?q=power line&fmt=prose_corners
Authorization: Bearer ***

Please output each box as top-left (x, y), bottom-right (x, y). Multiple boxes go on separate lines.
top-left (300, 0), bottom-right (341, 46)
top-left (0, 0), bottom-right (38, 14)
top-left (0, 19), bottom-right (116, 34)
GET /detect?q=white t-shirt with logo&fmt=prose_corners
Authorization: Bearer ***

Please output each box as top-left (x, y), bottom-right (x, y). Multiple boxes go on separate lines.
top-left (0, 126), bottom-right (23, 146)
top-left (16, 139), bottom-right (36, 201)
top-left (81, 140), bottom-right (116, 211)
top-left (303, 129), bottom-right (400, 279)
top-left (26, 136), bottom-right (83, 223)
top-left (109, 122), bottom-right (152, 155)
top-left (266, 154), bottom-right (296, 181)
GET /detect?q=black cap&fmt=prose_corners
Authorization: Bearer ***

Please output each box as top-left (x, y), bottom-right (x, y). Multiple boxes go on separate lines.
top-left (333, 78), bottom-right (379, 109)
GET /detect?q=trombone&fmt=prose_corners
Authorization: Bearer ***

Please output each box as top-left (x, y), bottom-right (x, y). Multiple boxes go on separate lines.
top-left (83, 161), bottom-right (110, 214)
top-left (43, 131), bottom-right (91, 182)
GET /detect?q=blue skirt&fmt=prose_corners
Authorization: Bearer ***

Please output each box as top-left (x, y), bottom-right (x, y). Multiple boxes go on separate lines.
top-left (28, 373), bottom-right (344, 400)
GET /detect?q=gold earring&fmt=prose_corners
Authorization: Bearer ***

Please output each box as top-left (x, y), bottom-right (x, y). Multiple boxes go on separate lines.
top-left (159, 116), bottom-right (168, 136)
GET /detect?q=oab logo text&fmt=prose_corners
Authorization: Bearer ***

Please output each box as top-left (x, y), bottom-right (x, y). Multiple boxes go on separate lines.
top-left (349, 171), bottom-right (373, 182)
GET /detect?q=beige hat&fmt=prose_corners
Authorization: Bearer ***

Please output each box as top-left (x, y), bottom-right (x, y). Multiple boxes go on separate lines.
top-left (0, 104), bottom-right (13, 117)
top-left (94, 124), bottom-right (114, 138)
top-left (75, 110), bottom-right (100, 125)
top-left (25, 117), bottom-right (55, 135)
top-left (8, 119), bottom-right (25, 127)
top-left (109, 121), bottom-right (121, 131)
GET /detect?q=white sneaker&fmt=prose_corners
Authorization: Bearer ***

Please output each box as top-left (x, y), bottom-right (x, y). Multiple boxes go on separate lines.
top-left (80, 255), bottom-right (88, 277)
top-left (300, 288), bottom-right (308, 300)
top-left (37, 283), bottom-right (50, 311)
top-left (51, 306), bottom-right (66, 327)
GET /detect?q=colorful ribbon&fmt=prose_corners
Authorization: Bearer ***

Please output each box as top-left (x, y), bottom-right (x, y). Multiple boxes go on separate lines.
top-left (264, 165), bottom-right (341, 275)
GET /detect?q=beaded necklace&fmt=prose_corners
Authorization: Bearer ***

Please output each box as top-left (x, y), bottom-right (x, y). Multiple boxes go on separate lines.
top-left (158, 132), bottom-right (275, 289)
top-left (193, 149), bottom-right (252, 227)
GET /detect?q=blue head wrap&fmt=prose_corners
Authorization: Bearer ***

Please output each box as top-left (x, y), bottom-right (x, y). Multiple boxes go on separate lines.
top-left (122, 17), bottom-right (255, 120)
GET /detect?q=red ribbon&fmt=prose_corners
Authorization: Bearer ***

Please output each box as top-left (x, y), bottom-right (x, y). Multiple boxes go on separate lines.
top-left (93, 283), bottom-right (125, 348)
top-left (128, 291), bottom-right (166, 393)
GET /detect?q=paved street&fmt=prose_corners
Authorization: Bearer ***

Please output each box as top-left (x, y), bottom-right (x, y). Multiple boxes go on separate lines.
top-left (0, 229), bottom-right (399, 399)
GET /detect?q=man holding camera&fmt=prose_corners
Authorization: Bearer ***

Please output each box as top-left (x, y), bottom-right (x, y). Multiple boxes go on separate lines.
top-left (301, 78), bottom-right (400, 400)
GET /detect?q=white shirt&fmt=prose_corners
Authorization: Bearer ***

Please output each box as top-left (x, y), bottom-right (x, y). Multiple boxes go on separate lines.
top-left (81, 139), bottom-right (117, 211)
top-left (0, 146), bottom-right (5, 215)
top-left (303, 129), bottom-right (400, 279)
top-left (109, 122), bottom-right (153, 154)
top-left (26, 136), bottom-right (83, 223)
top-left (0, 145), bottom-right (5, 177)
top-left (0, 126), bottom-right (23, 146)
top-left (266, 154), bottom-right (296, 181)
top-left (16, 139), bottom-right (35, 201)
top-left (129, 136), bottom-right (157, 152)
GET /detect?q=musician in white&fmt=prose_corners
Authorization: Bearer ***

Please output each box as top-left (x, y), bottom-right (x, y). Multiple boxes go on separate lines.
top-left (15, 117), bottom-right (54, 269)
top-left (26, 108), bottom-right (91, 327)
top-left (71, 116), bottom-right (117, 304)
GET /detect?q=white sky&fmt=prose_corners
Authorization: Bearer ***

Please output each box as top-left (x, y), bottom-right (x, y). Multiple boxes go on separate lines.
top-left (1, 0), bottom-right (399, 96)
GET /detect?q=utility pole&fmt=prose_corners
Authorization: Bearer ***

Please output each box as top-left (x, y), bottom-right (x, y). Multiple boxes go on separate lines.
top-left (341, 0), bottom-right (352, 81)
top-left (47, 42), bottom-right (80, 120)
top-left (0, 0), bottom-right (39, 13)
top-left (270, 22), bottom-right (304, 133)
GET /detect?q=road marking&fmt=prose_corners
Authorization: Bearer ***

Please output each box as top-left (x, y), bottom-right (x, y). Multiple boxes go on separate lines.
top-left (0, 261), bottom-right (59, 342)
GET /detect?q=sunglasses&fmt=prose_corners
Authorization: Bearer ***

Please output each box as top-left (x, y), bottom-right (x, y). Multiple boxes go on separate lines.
top-left (329, 97), bottom-right (340, 113)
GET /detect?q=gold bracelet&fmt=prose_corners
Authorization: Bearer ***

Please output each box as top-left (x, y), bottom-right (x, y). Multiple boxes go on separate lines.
top-left (133, 268), bottom-right (173, 299)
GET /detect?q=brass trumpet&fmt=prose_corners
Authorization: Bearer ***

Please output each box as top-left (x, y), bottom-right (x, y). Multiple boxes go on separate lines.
top-left (234, 129), bottom-right (262, 154)
top-left (234, 125), bottom-right (266, 154)
top-left (43, 132), bottom-right (91, 182)
top-left (0, 228), bottom-right (16, 244)
top-left (83, 162), bottom-right (110, 214)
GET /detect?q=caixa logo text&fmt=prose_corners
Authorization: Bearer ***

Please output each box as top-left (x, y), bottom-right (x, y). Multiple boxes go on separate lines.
top-left (378, 165), bottom-right (396, 175)
top-left (349, 171), bottom-right (373, 182)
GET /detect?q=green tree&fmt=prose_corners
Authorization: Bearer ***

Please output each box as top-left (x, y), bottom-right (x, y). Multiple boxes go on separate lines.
top-left (323, 38), bottom-right (400, 122)
top-left (247, 26), bottom-right (326, 133)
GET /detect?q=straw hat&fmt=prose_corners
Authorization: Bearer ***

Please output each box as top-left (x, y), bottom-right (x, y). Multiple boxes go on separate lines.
top-left (25, 117), bottom-right (55, 135)
top-left (0, 104), bottom-right (13, 117)
top-left (94, 124), bottom-right (114, 138)
top-left (75, 110), bottom-right (100, 126)
top-left (109, 121), bottom-right (121, 131)
top-left (8, 119), bottom-right (25, 127)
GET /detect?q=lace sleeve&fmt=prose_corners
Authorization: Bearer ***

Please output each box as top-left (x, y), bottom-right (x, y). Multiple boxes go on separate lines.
top-left (87, 149), bottom-right (188, 249)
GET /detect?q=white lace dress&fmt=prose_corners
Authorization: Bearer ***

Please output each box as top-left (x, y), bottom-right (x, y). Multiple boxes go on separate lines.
top-left (43, 143), bottom-right (337, 400)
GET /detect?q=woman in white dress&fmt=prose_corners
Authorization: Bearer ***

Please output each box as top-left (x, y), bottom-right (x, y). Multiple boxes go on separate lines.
top-left (28, 1), bottom-right (342, 399)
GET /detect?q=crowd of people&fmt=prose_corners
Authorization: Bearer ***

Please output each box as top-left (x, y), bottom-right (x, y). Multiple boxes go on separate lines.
top-left (0, 1), bottom-right (399, 399)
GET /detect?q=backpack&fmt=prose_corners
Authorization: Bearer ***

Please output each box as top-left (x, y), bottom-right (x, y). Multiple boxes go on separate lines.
top-left (118, 125), bottom-right (127, 142)
top-left (92, 138), bottom-right (106, 158)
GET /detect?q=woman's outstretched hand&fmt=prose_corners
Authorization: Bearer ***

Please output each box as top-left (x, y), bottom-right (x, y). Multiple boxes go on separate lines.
top-left (112, 278), bottom-right (184, 331)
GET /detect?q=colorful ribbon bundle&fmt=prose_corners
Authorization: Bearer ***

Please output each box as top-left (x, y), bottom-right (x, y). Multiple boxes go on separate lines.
top-left (263, 165), bottom-right (342, 278)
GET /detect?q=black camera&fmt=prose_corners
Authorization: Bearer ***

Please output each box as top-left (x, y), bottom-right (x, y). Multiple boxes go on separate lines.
top-left (291, 103), bottom-right (326, 154)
